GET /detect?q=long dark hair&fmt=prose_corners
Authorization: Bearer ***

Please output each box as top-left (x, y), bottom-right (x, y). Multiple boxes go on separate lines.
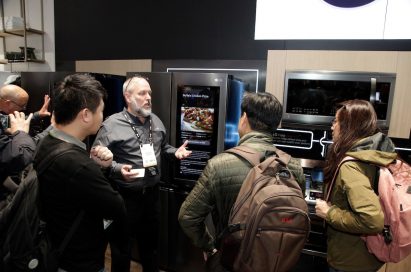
top-left (324, 99), bottom-right (380, 182)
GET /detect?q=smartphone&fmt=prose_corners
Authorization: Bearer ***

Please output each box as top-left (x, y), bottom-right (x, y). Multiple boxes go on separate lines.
top-left (0, 114), bottom-right (9, 129)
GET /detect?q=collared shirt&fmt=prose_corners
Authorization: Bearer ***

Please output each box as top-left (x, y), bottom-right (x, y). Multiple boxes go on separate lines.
top-left (93, 108), bottom-right (177, 191)
top-left (49, 128), bottom-right (87, 150)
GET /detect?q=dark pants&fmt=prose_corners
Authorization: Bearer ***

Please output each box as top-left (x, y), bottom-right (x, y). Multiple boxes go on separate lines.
top-left (110, 184), bottom-right (160, 272)
top-left (206, 251), bottom-right (230, 272)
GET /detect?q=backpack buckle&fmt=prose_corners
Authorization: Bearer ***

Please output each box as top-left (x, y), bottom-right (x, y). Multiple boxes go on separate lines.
top-left (383, 225), bottom-right (393, 244)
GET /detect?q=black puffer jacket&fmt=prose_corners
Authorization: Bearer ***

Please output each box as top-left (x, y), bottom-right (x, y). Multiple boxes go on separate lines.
top-left (178, 131), bottom-right (305, 252)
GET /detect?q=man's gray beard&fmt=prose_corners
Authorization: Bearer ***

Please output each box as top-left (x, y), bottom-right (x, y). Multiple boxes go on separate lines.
top-left (130, 100), bottom-right (151, 117)
top-left (137, 107), bottom-right (151, 117)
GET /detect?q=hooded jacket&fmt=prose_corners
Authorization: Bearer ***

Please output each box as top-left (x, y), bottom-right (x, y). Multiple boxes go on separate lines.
top-left (325, 132), bottom-right (397, 271)
top-left (178, 131), bottom-right (305, 252)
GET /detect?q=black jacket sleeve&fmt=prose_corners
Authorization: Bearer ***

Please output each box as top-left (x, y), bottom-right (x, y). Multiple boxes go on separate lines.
top-left (0, 131), bottom-right (36, 177)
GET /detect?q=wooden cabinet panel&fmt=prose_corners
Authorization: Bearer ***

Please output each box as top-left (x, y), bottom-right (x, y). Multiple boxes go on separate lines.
top-left (266, 50), bottom-right (411, 138)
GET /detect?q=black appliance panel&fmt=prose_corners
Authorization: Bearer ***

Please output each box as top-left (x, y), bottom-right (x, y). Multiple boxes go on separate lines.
top-left (91, 73), bottom-right (126, 118)
top-left (391, 137), bottom-right (411, 165)
top-left (21, 72), bottom-right (72, 135)
top-left (160, 185), bottom-right (206, 272)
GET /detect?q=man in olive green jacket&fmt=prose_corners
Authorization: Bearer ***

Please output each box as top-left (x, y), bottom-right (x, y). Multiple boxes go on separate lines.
top-left (178, 92), bottom-right (305, 271)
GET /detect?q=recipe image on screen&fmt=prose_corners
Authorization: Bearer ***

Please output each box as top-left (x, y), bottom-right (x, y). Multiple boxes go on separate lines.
top-left (181, 107), bottom-right (214, 134)
top-left (175, 85), bottom-right (220, 180)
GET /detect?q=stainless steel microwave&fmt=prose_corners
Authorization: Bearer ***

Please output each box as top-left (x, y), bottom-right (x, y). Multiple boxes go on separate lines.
top-left (282, 70), bottom-right (396, 129)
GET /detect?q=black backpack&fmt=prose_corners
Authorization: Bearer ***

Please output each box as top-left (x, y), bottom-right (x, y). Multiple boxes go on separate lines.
top-left (0, 143), bottom-right (83, 272)
top-left (220, 146), bottom-right (310, 272)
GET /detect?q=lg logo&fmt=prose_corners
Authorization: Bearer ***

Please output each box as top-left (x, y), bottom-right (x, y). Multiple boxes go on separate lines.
top-left (323, 0), bottom-right (375, 8)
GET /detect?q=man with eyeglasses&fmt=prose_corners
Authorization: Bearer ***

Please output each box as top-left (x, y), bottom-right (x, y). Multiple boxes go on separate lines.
top-left (0, 84), bottom-right (28, 112)
top-left (0, 84), bottom-right (51, 121)
top-left (0, 84), bottom-right (51, 210)
top-left (0, 84), bottom-right (35, 210)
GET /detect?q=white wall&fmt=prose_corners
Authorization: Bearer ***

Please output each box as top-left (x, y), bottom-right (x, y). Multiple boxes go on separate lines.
top-left (0, 0), bottom-right (55, 72)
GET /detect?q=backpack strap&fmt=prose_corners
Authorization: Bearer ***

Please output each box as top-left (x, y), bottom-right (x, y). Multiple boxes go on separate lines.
top-left (55, 210), bottom-right (85, 255)
top-left (371, 165), bottom-right (381, 195)
top-left (226, 145), bottom-right (292, 168)
top-left (325, 156), bottom-right (389, 202)
top-left (325, 156), bottom-right (357, 202)
top-left (225, 145), bottom-right (262, 166)
top-left (35, 141), bottom-right (85, 257)
top-left (274, 148), bottom-right (291, 166)
top-left (35, 141), bottom-right (74, 175)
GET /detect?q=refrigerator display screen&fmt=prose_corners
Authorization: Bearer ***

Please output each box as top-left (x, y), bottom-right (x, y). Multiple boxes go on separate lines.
top-left (175, 85), bottom-right (220, 180)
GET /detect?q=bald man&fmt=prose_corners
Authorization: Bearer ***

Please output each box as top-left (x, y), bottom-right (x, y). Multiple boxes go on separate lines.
top-left (0, 84), bottom-right (51, 120)
top-left (0, 84), bottom-right (51, 209)
top-left (0, 85), bottom-right (35, 209)
top-left (0, 84), bottom-right (29, 114)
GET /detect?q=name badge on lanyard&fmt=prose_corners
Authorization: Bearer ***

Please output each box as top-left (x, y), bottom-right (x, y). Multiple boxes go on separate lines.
top-left (141, 143), bottom-right (157, 167)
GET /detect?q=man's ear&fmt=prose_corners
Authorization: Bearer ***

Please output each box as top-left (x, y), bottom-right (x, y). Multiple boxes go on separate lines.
top-left (79, 108), bottom-right (92, 123)
top-left (242, 112), bottom-right (249, 125)
top-left (241, 112), bottom-right (252, 132)
top-left (124, 91), bottom-right (131, 104)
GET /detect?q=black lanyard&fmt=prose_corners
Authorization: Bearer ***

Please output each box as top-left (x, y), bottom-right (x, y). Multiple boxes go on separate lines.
top-left (123, 112), bottom-right (153, 146)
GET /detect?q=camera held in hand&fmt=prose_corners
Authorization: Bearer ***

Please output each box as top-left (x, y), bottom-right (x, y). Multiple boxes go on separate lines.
top-left (0, 114), bottom-right (10, 129)
top-left (0, 114), bottom-right (29, 129)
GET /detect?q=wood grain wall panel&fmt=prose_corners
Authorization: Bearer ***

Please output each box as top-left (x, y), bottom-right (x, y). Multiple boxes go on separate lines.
top-left (389, 52), bottom-right (411, 137)
top-left (75, 59), bottom-right (152, 76)
top-left (266, 50), bottom-right (410, 138)
top-left (284, 51), bottom-right (398, 72)
top-left (266, 50), bottom-right (287, 100)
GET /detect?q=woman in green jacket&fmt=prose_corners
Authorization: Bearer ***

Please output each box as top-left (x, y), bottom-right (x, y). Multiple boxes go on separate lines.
top-left (315, 99), bottom-right (397, 272)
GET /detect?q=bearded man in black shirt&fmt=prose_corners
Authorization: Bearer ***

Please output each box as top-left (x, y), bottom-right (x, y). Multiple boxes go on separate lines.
top-left (93, 75), bottom-right (192, 272)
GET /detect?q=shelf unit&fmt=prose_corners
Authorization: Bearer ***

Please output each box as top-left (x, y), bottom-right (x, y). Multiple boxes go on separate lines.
top-left (0, 0), bottom-right (44, 64)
